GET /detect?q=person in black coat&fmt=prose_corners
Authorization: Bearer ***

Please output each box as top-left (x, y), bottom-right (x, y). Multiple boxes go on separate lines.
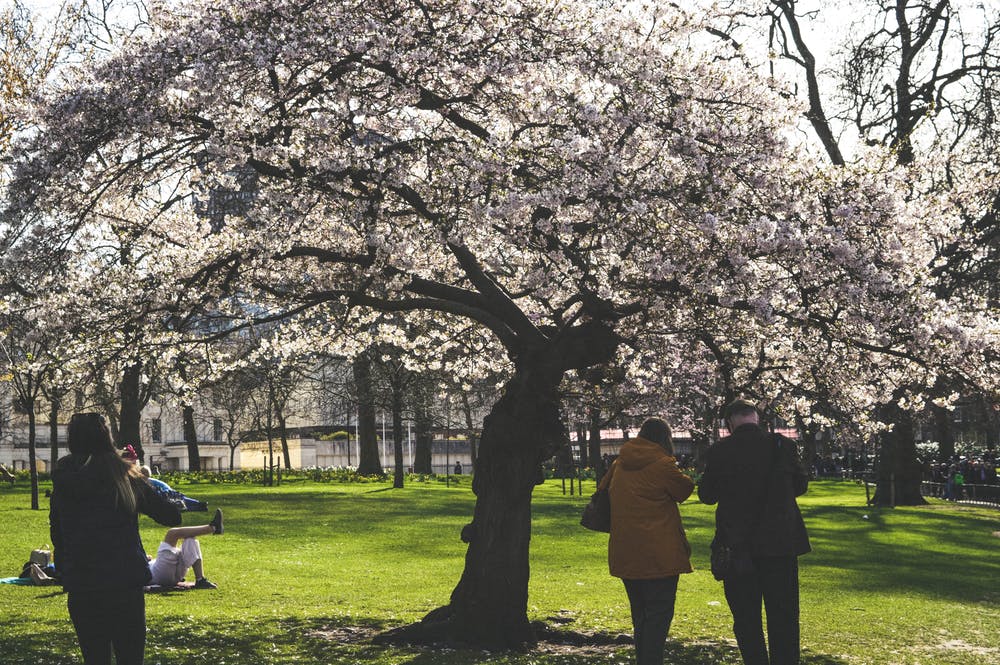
top-left (50, 413), bottom-right (182, 665)
top-left (698, 399), bottom-right (810, 665)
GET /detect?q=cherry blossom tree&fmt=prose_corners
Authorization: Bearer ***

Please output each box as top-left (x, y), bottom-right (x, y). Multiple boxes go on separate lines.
top-left (3, 0), bottom-right (996, 647)
top-left (750, 0), bottom-right (1000, 503)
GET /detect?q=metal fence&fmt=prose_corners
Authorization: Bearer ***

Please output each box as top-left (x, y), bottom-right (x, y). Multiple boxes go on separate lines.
top-left (920, 481), bottom-right (1000, 506)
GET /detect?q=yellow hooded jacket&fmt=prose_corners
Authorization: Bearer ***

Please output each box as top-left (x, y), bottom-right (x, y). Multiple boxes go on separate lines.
top-left (599, 436), bottom-right (694, 579)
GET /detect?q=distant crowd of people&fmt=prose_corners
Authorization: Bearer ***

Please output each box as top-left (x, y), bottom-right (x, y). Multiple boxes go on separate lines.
top-left (924, 455), bottom-right (999, 499)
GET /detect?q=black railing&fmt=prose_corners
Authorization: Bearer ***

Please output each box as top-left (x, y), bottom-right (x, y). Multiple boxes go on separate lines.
top-left (921, 481), bottom-right (1000, 506)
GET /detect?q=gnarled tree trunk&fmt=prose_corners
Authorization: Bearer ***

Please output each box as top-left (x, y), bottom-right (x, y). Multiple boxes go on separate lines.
top-left (377, 323), bottom-right (619, 649)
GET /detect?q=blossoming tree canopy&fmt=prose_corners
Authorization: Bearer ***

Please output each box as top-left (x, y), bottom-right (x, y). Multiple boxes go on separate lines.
top-left (4, 0), bottom-right (992, 648)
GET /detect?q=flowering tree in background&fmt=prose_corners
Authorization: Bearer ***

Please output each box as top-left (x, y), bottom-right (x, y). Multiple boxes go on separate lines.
top-left (3, 0), bottom-right (996, 647)
top-left (748, 0), bottom-right (1000, 503)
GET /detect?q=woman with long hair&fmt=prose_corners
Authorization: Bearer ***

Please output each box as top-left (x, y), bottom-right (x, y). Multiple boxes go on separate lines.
top-left (50, 413), bottom-right (182, 665)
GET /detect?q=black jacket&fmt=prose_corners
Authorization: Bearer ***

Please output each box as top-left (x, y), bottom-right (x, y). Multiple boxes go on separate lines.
top-left (698, 423), bottom-right (810, 557)
top-left (49, 455), bottom-right (182, 592)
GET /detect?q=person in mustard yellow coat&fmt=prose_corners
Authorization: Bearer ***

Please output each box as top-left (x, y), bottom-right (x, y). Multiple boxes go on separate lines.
top-left (597, 417), bottom-right (694, 665)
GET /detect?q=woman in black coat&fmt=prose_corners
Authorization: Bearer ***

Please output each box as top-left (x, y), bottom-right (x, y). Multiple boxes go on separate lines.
top-left (50, 413), bottom-right (181, 665)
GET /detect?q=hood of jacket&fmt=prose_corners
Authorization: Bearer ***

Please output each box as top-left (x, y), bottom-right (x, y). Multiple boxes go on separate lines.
top-left (616, 436), bottom-right (672, 471)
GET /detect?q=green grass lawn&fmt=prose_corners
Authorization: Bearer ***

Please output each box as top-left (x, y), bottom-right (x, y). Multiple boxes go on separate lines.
top-left (1, 477), bottom-right (998, 664)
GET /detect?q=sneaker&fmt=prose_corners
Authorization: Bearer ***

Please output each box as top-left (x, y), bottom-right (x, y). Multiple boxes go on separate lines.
top-left (194, 577), bottom-right (218, 590)
top-left (209, 508), bottom-right (224, 535)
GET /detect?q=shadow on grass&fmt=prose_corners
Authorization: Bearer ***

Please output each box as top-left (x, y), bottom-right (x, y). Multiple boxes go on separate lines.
top-left (802, 502), bottom-right (1000, 601)
top-left (0, 614), bottom-right (849, 665)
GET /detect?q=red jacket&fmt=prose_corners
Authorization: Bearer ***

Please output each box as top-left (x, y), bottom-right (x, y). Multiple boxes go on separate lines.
top-left (600, 437), bottom-right (694, 579)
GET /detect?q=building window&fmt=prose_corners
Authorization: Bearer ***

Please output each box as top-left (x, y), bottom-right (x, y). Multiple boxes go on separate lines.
top-left (151, 419), bottom-right (162, 443)
top-left (213, 418), bottom-right (223, 442)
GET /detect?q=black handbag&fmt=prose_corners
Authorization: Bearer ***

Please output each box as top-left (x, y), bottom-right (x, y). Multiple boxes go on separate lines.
top-left (710, 540), bottom-right (755, 580)
top-left (580, 486), bottom-right (611, 532)
top-left (581, 462), bottom-right (616, 532)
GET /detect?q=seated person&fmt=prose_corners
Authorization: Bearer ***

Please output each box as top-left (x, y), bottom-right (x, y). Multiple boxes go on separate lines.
top-left (1, 463), bottom-right (15, 485)
top-left (147, 509), bottom-right (224, 590)
top-left (139, 465), bottom-right (208, 512)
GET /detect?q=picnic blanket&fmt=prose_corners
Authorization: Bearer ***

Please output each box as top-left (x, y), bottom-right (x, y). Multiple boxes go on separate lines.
top-left (0, 577), bottom-right (33, 585)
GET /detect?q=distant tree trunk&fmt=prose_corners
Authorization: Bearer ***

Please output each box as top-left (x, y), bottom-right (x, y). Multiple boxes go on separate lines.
top-left (574, 422), bottom-right (588, 468)
top-left (28, 401), bottom-right (39, 510)
top-left (354, 355), bottom-right (383, 476)
top-left (183, 404), bottom-right (201, 472)
top-left (796, 416), bottom-right (819, 477)
top-left (276, 409), bottom-right (292, 470)
top-left (49, 396), bottom-right (60, 469)
top-left (588, 406), bottom-right (604, 478)
top-left (413, 399), bottom-right (433, 474)
top-left (392, 384), bottom-right (405, 488)
top-left (933, 404), bottom-right (956, 460)
top-left (119, 363), bottom-right (144, 461)
top-left (460, 392), bottom-right (478, 470)
top-left (872, 404), bottom-right (926, 506)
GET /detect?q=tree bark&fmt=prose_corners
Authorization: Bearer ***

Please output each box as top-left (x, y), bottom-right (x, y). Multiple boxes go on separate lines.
top-left (119, 363), bottom-right (144, 461)
top-left (389, 369), bottom-right (561, 648)
top-left (354, 354), bottom-right (383, 476)
top-left (872, 404), bottom-right (926, 506)
top-left (183, 404), bottom-right (201, 472)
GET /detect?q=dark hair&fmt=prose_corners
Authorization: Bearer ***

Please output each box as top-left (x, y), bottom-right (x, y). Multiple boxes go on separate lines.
top-left (722, 399), bottom-right (758, 421)
top-left (638, 417), bottom-right (674, 455)
top-left (66, 413), bottom-right (139, 513)
top-left (68, 413), bottom-right (117, 456)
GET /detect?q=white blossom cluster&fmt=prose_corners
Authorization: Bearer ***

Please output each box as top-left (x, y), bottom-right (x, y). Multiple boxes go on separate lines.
top-left (1, 0), bottom-right (996, 429)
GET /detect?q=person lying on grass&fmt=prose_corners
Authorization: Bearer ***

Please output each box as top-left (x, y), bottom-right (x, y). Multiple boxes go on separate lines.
top-left (147, 509), bottom-right (224, 590)
top-left (138, 465), bottom-right (208, 512)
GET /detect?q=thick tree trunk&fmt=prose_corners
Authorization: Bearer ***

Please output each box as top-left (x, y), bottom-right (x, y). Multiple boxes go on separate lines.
top-left (375, 322), bottom-right (619, 649)
top-left (183, 404), bottom-right (201, 472)
top-left (872, 405), bottom-right (926, 506)
top-left (354, 355), bottom-right (383, 476)
top-left (119, 363), bottom-right (144, 461)
top-left (377, 366), bottom-right (565, 648)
